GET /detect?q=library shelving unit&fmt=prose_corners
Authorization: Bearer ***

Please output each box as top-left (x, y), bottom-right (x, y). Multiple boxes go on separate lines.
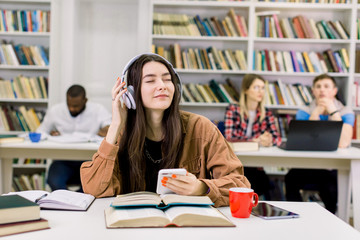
top-left (0, 0), bottom-right (55, 190)
top-left (148, 0), bottom-right (358, 126)
top-left (0, 0), bottom-right (53, 135)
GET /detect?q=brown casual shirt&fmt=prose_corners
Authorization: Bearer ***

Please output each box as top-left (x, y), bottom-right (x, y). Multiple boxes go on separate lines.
top-left (80, 111), bottom-right (250, 207)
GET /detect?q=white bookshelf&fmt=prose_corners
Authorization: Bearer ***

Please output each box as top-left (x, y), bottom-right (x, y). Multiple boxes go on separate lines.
top-left (148, 0), bottom-right (359, 123)
top-left (0, 0), bottom-right (56, 191)
top-left (0, 0), bottom-right (54, 134)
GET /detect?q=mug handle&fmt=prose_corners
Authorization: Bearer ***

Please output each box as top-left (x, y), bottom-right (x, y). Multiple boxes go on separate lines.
top-left (252, 193), bottom-right (259, 207)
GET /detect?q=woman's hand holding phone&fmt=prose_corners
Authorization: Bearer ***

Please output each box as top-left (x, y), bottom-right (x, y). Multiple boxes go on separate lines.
top-left (158, 169), bottom-right (208, 196)
top-left (106, 77), bottom-right (128, 145)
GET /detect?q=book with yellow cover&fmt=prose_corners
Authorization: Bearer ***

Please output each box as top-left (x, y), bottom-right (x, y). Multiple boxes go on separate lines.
top-left (105, 192), bottom-right (234, 228)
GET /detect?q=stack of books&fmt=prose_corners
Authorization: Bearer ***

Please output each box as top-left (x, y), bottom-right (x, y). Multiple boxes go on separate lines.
top-left (104, 191), bottom-right (234, 228)
top-left (0, 194), bottom-right (49, 237)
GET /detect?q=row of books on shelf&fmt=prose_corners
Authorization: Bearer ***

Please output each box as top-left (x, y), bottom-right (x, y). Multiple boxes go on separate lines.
top-left (12, 173), bottom-right (46, 192)
top-left (274, 115), bottom-right (293, 139)
top-left (230, 113), bottom-right (360, 141)
top-left (13, 158), bottom-right (47, 166)
top-left (153, 8), bottom-right (248, 37)
top-left (152, 44), bottom-right (247, 70)
top-left (264, 80), bottom-right (314, 106)
top-left (181, 79), bottom-right (239, 103)
top-left (0, 9), bottom-right (51, 33)
top-left (0, 75), bottom-right (48, 99)
top-left (0, 42), bottom-right (49, 66)
top-left (256, 13), bottom-right (349, 40)
top-left (180, 77), bottom-right (313, 106)
top-left (0, 105), bottom-right (44, 132)
top-left (253, 48), bottom-right (349, 73)
top-left (269, 114), bottom-right (360, 141)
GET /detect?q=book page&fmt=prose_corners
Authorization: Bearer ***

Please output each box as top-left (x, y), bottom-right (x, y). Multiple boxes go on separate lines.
top-left (164, 206), bottom-right (233, 227)
top-left (112, 191), bottom-right (162, 207)
top-left (38, 190), bottom-right (95, 210)
top-left (161, 194), bottom-right (213, 206)
top-left (2, 190), bottom-right (49, 202)
top-left (105, 207), bottom-right (170, 228)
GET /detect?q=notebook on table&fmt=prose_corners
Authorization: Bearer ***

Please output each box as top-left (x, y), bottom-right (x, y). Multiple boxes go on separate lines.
top-left (278, 120), bottom-right (343, 151)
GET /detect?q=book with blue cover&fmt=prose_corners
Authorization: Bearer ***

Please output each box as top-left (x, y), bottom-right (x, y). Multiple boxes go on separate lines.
top-left (111, 191), bottom-right (213, 209)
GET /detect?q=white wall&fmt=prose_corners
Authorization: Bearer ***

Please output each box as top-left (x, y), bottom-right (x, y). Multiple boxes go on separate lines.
top-left (50, 0), bottom-right (150, 112)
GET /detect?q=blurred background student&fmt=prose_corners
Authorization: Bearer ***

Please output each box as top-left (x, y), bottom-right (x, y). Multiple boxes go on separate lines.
top-left (37, 84), bottom-right (111, 191)
top-left (224, 74), bottom-right (281, 200)
top-left (285, 74), bottom-right (354, 214)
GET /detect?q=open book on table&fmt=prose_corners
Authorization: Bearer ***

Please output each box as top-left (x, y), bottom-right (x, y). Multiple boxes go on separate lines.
top-left (105, 191), bottom-right (234, 228)
top-left (3, 190), bottom-right (95, 211)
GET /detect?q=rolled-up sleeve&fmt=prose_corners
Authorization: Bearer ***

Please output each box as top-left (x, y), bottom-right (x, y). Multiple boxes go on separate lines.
top-left (201, 127), bottom-right (250, 207)
top-left (80, 139), bottom-right (121, 197)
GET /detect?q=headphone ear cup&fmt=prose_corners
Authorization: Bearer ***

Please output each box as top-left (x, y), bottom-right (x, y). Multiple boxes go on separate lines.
top-left (125, 85), bottom-right (136, 109)
top-left (177, 83), bottom-right (182, 100)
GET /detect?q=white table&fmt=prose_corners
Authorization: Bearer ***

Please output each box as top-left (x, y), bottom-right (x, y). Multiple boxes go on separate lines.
top-left (2, 199), bottom-right (359, 240)
top-left (1, 142), bottom-right (360, 229)
top-left (236, 146), bottom-right (360, 230)
top-left (0, 140), bottom-right (99, 195)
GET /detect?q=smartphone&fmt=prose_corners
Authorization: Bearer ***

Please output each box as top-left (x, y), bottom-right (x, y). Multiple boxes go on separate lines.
top-left (251, 202), bottom-right (300, 220)
top-left (156, 168), bottom-right (187, 195)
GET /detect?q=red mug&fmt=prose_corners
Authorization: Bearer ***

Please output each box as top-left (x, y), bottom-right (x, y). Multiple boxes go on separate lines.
top-left (229, 187), bottom-right (259, 218)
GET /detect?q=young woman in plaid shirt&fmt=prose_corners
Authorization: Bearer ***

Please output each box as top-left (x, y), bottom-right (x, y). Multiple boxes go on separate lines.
top-left (224, 74), bottom-right (281, 199)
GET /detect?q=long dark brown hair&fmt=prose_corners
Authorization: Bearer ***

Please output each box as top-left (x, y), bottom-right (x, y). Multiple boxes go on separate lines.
top-left (117, 54), bottom-right (183, 193)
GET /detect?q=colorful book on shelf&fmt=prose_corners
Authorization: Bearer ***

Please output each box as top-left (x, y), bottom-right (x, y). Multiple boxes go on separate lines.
top-left (3, 190), bottom-right (95, 211)
top-left (274, 82), bottom-right (285, 105)
top-left (0, 194), bottom-right (40, 225)
top-left (237, 15), bottom-right (248, 37)
top-left (302, 51), bottom-right (314, 72)
top-left (105, 191), bottom-right (234, 228)
top-left (308, 19), bottom-right (320, 39)
top-left (196, 84), bottom-right (212, 103)
top-left (0, 218), bottom-right (49, 237)
top-left (337, 20), bottom-right (350, 39)
top-left (209, 79), bottom-right (229, 103)
top-left (320, 20), bottom-right (336, 39)
top-left (292, 17), bottom-right (305, 38)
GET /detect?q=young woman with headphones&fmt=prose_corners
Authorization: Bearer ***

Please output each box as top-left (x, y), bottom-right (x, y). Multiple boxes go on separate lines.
top-left (80, 53), bottom-right (250, 207)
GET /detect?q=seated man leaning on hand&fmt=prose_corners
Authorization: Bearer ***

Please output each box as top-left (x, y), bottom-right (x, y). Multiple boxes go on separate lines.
top-left (37, 84), bottom-right (111, 192)
top-left (285, 74), bottom-right (355, 214)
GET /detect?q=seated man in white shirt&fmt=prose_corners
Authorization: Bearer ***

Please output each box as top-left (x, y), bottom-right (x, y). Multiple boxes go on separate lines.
top-left (37, 85), bottom-right (111, 191)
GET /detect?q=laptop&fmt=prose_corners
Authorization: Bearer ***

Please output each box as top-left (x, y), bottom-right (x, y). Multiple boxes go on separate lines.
top-left (278, 120), bottom-right (343, 151)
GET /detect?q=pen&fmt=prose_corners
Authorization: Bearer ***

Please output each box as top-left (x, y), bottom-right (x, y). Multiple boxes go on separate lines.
top-left (35, 193), bottom-right (48, 203)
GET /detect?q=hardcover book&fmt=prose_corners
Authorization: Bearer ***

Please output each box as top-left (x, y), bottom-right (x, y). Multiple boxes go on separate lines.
top-left (0, 195), bottom-right (40, 224)
top-left (0, 218), bottom-right (49, 237)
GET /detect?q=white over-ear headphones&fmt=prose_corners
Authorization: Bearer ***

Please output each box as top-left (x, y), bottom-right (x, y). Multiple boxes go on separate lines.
top-left (120, 53), bottom-right (182, 110)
